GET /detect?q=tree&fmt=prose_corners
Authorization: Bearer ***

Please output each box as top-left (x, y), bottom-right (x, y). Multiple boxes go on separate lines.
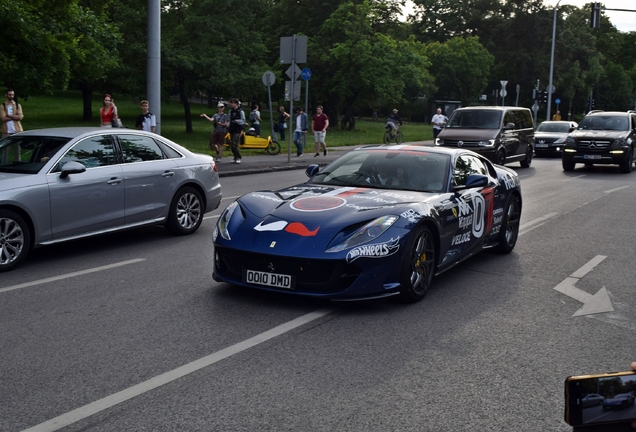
top-left (162, 0), bottom-right (268, 132)
top-left (311, 0), bottom-right (433, 128)
top-left (0, 0), bottom-right (119, 101)
top-left (424, 36), bottom-right (493, 105)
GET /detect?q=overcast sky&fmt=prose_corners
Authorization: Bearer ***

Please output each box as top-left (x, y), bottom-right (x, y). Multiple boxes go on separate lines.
top-left (547, 0), bottom-right (636, 32)
top-left (403, 1), bottom-right (635, 33)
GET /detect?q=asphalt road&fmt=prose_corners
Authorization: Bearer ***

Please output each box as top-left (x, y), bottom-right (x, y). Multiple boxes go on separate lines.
top-left (2, 156), bottom-right (636, 432)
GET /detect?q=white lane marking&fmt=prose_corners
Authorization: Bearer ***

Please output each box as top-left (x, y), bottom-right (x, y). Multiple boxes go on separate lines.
top-left (0, 259), bottom-right (146, 294)
top-left (570, 254), bottom-right (607, 278)
top-left (560, 175), bottom-right (586, 182)
top-left (604, 185), bottom-right (630, 194)
top-left (221, 195), bottom-right (241, 200)
top-left (22, 307), bottom-right (337, 432)
top-left (203, 214), bottom-right (220, 221)
top-left (518, 212), bottom-right (558, 235)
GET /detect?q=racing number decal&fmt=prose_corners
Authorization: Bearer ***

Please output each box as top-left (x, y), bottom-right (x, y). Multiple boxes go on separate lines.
top-left (452, 188), bottom-right (495, 246)
top-left (481, 187), bottom-right (495, 236)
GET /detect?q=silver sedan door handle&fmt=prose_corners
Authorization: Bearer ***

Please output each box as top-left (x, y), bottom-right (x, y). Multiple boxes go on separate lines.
top-left (107, 177), bottom-right (122, 185)
top-left (162, 171), bottom-right (175, 177)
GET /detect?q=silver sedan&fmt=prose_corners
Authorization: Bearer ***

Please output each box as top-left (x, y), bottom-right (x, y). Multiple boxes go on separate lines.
top-left (0, 127), bottom-right (222, 272)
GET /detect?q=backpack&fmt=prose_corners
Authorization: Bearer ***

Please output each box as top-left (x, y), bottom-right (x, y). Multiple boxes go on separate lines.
top-left (249, 111), bottom-right (258, 122)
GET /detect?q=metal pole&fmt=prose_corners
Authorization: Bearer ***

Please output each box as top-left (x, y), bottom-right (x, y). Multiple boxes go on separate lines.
top-left (288, 35), bottom-right (296, 162)
top-left (267, 76), bottom-right (274, 139)
top-left (147, 0), bottom-right (161, 134)
top-left (547, 1), bottom-right (561, 121)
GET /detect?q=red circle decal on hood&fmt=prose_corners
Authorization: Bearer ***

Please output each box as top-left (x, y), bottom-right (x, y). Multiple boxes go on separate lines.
top-left (290, 196), bottom-right (347, 212)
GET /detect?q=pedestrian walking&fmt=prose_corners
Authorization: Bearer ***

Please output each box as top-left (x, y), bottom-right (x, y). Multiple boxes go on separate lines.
top-left (312, 105), bottom-right (329, 157)
top-left (227, 98), bottom-right (245, 163)
top-left (293, 106), bottom-right (308, 157)
top-left (201, 102), bottom-right (229, 161)
top-left (135, 100), bottom-right (156, 133)
top-left (0, 88), bottom-right (24, 161)
top-left (278, 106), bottom-right (290, 142)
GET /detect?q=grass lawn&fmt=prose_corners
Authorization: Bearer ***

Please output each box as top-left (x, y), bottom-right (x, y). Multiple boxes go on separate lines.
top-left (19, 91), bottom-right (435, 156)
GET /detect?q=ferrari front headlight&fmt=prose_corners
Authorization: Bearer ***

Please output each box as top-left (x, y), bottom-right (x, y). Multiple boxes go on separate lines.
top-left (325, 215), bottom-right (399, 253)
top-left (218, 201), bottom-right (239, 240)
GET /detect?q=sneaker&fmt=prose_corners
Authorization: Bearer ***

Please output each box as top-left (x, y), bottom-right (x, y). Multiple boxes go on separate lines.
top-left (231, 159), bottom-right (237, 163)
top-left (314, 153), bottom-right (319, 157)
top-left (324, 148), bottom-right (327, 156)
top-left (215, 157), bottom-right (221, 162)
top-left (235, 159), bottom-right (241, 164)
top-left (297, 153), bottom-right (303, 157)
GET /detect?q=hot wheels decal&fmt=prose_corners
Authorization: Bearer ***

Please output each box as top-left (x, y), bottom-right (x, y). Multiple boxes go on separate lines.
top-left (346, 237), bottom-right (400, 262)
top-left (401, 208), bottom-right (424, 223)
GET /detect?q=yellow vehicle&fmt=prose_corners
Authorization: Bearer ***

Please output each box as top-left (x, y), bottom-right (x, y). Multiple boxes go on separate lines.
top-left (224, 131), bottom-right (281, 155)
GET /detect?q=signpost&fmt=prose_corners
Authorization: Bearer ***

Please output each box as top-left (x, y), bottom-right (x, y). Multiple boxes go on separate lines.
top-left (280, 35), bottom-right (307, 161)
top-left (500, 80), bottom-right (508, 106)
top-left (262, 71), bottom-right (276, 140)
top-left (301, 68), bottom-right (311, 115)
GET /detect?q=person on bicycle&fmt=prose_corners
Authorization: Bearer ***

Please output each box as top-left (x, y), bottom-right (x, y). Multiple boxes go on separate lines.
top-left (386, 108), bottom-right (402, 135)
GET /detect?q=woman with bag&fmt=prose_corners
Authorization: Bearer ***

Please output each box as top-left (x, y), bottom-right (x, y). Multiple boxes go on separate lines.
top-left (277, 106), bottom-right (290, 141)
top-left (100, 94), bottom-right (120, 127)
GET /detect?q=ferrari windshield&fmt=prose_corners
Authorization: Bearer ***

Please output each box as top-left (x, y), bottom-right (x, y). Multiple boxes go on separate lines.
top-left (0, 135), bottom-right (70, 174)
top-left (308, 149), bottom-right (450, 193)
top-left (536, 122), bottom-right (571, 133)
top-left (446, 110), bottom-right (502, 129)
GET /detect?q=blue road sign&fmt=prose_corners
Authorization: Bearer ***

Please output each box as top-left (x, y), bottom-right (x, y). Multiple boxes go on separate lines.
top-left (301, 68), bottom-right (312, 81)
top-left (555, 98), bottom-right (561, 105)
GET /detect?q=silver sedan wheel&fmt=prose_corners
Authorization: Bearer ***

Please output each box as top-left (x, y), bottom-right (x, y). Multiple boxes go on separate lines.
top-left (0, 217), bottom-right (24, 265)
top-left (0, 210), bottom-right (31, 272)
top-left (176, 191), bottom-right (202, 230)
top-left (166, 187), bottom-right (204, 235)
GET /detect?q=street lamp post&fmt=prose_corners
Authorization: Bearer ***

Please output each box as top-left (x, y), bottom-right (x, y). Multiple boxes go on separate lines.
top-left (547, 0), bottom-right (561, 121)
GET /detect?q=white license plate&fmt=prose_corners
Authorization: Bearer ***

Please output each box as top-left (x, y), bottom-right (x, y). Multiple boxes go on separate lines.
top-left (244, 269), bottom-right (294, 289)
top-left (535, 143), bottom-right (549, 148)
top-left (583, 154), bottom-right (601, 160)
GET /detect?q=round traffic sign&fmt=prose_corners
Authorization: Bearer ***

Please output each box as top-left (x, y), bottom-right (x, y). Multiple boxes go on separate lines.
top-left (555, 98), bottom-right (561, 105)
top-left (499, 89), bottom-right (507, 97)
top-left (262, 71), bottom-right (276, 87)
top-left (301, 68), bottom-right (312, 81)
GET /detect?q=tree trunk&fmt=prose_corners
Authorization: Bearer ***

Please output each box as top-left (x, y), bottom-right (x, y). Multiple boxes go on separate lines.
top-left (79, 84), bottom-right (93, 122)
top-left (178, 70), bottom-right (193, 133)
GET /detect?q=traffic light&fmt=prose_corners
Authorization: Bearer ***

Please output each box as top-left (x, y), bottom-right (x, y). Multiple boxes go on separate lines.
top-left (541, 91), bottom-right (548, 104)
top-left (590, 2), bottom-right (601, 29)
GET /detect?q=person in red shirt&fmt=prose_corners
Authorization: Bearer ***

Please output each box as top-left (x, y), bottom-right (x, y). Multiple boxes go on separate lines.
top-left (100, 94), bottom-right (119, 127)
top-left (312, 105), bottom-right (329, 157)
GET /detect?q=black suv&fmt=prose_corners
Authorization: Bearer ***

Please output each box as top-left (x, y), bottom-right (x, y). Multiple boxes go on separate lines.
top-left (563, 111), bottom-right (636, 173)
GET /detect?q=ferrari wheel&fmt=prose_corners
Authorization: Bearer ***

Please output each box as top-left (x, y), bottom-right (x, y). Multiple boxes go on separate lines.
top-left (0, 209), bottom-right (31, 272)
top-left (166, 187), bottom-right (204, 235)
top-left (495, 194), bottom-right (521, 254)
top-left (399, 225), bottom-right (436, 302)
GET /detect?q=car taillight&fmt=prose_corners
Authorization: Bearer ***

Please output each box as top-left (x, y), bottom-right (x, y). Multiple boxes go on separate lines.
top-left (212, 163), bottom-right (218, 173)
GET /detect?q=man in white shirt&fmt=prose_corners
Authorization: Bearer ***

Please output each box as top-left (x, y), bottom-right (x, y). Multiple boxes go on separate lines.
top-left (431, 108), bottom-right (448, 139)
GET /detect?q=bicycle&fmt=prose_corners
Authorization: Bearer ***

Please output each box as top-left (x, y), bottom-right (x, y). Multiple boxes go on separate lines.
top-left (383, 125), bottom-right (403, 145)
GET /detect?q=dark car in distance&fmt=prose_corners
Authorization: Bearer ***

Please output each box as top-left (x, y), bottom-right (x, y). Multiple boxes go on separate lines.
top-left (562, 111), bottom-right (636, 173)
top-left (534, 121), bottom-right (578, 156)
top-left (435, 106), bottom-right (535, 168)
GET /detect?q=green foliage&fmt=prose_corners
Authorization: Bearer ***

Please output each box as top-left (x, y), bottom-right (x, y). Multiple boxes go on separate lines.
top-left (424, 36), bottom-right (493, 105)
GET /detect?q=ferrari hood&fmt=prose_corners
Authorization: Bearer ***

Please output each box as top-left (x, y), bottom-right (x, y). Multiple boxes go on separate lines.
top-left (231, 185), bottom-right (436, 248)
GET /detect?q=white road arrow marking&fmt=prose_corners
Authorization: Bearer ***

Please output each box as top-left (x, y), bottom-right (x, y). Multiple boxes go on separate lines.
top-left (553, 255), bottom-right (613, 316)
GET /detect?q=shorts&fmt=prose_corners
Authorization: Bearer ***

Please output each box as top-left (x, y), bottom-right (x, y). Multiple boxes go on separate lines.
top-left (314, 131), bottom-right (326, 143)
top-left (211, 131), bottom-right (226, 145)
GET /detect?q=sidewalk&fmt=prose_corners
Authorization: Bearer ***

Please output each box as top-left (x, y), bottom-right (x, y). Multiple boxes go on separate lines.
top-left (217, 140), bottom-right (434, 177)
